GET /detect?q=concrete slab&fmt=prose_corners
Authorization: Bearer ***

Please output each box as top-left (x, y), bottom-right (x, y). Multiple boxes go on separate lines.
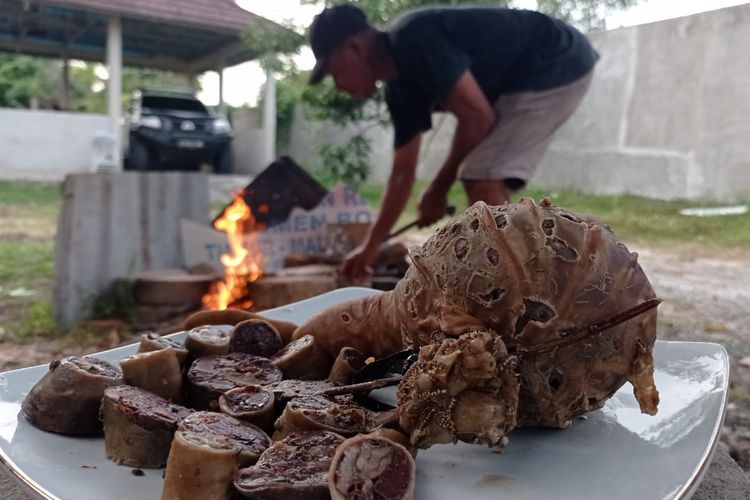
top-left (536, 148), bottom-right (692, 200)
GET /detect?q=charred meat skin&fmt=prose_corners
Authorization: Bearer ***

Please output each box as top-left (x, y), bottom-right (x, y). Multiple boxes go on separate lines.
top-left (329, 435), bottom-right (416, 500)
top-left (234, 431), bottom-right (344, 500)
top-left (186, 353), bottom-right (282, 410)
top-left (101, 385), bottom-right (193, 468)
top-left (22, 356), bottom-right (123, 435)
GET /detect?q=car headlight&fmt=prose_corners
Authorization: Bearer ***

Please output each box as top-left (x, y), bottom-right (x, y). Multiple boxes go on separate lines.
top-left (137, 115), bottom-right (162, 129)
top-left (212, 117), bottom-right (232, 134)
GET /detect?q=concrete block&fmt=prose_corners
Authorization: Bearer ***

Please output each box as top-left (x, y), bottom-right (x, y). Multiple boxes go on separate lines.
top-left (692, 443), bottom-right (750, 500)
top-left (536, 148), bottom-right (693, 200)
top-left (53, 172), bottom-right (210, 327)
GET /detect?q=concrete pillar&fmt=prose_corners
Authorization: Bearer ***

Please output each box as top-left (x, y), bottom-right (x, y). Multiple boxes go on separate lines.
top-left (53, 172), bottom-right (211, 327)
top-left (106, 16), bottom-right (123, 170)
top-left (262, 71), bottom-right (276, 163)
top-left (60, 57), bottom-right (70, 110)
top-left (218, 64), bottom-right (226, 114)
top-left (186, 72), bottom-right (197, 91)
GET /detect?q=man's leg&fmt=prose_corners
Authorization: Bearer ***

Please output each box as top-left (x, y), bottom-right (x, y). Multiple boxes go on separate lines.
top-left (457, 71), bottom-right (595, 197)
top-left (462, 179), bottom-right (510, 206)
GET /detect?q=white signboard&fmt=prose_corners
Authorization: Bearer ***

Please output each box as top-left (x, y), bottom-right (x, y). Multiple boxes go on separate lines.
top-left (182, 183), bottom-right (374, 275)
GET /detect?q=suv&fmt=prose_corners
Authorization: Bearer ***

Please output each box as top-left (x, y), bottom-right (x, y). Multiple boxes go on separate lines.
top-left (124, 90), bottom-right (233, 173)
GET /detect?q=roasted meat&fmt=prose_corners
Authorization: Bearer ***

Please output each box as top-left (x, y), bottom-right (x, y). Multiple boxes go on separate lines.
top-left (234, 431), bottom-right (344, 500)
top-left (162, 428), bottom-right (238, 500)
top-left (230, 318), bottom-right (284, 357)
top-left (294, 199), bottom-right (660, 445)
top-left (186, 353), bottom-right (282, 409)
top-left (179, 411), bottom-right (271, 467)
top-left (185, 325), bottom-right (232, 357)
top-left (219, 385), bottom-right (276, 434)
top-left (271, 334), bottom-right (332, 380)
top-left (328, 435), bottom-right (416, 500)
top-left (120, 348), bottom-right (183, 402)
top-left (101, 385), bottom-right (193, 468)
top-left (328, 347), bottom-right (367, 385)
top-left (397, 331), bottom-right (518, 448)
top-left (137, 332), bottom-right (189, 366)
top-left (22, 356), bottom-right (123, 435)
top-left (273, 395), bottom-right (374, 440)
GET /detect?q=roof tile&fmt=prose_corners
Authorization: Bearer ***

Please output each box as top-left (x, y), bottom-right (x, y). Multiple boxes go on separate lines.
top-left (39, 0), bottom-right (263, 31)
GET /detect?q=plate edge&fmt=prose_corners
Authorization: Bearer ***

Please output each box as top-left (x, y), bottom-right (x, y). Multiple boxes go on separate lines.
top-left (1, 446), bottom-right (57, 500)
top-left (673, 343), bottom-right (730, 499)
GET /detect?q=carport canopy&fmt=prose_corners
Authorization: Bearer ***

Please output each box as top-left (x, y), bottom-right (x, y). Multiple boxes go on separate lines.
top-left (0, 0), bottom-right (288, 167)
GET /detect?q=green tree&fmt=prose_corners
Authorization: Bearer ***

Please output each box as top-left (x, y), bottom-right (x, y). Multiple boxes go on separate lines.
top-left (69, 65), bottom-right (192, 113)
top-left (0, 54), bottom-right (57, 108)
top-left (0, 53), bottom-right (194, 113)
top-left (250, 0), bottom-right (639, 187)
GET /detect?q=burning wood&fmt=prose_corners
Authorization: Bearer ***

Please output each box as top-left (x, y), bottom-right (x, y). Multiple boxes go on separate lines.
top-left (203, 193), bottom-right (265, 311)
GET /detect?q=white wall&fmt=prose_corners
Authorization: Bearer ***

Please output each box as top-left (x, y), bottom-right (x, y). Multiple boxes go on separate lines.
top-left (231, 107), bottom-right (274, 176)
top-left (0, 108), bottom-right (110, 180)
top-left (230, 76), bottom-right (277, 176)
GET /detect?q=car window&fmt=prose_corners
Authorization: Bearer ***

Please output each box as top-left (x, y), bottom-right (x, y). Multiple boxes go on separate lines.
top-left (141, 96), bottom-right (207, 113)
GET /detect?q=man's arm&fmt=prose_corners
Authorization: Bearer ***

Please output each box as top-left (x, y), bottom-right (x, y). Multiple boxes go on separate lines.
top-left (418, 70), bottom-right (496, 225)
top-left (341, 134), bottom-right (421, 278)
top-left (368, 133), bottom-right (421, 244)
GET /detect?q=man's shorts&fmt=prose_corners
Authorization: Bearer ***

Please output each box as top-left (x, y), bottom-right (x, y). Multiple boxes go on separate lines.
top-left (457, 70), bottom-right (594, 190)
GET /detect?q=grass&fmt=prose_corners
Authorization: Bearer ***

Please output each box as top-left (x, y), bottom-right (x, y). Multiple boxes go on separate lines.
top-left (0, 241), bottom-right (55, 285)
top-left (359, 180), bottom-right (750, 251)
top-left (1, 179), bottom-right (749, 340)
top-left (0, 180), bottom-right (60, 205)
top-left (0, 181), bottom-right (61, 338)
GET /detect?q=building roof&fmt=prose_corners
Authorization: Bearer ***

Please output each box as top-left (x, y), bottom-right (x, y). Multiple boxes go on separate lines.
top-left (0, 0), bottom-right (287, 72)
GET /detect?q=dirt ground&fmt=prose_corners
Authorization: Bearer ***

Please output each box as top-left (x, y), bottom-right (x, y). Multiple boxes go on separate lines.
top-left (1, 228), bottom-right (749, 477)
top-left (633, 244), bottom-right (750, 475)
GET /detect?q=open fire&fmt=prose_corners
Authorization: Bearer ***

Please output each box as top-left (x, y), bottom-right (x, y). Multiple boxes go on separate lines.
top-left (202, 193), bottom-right (265, 310)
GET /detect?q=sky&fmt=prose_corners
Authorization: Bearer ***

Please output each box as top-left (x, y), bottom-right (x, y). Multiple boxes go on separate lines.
top-left (198, 0), bottom-right (750, 107)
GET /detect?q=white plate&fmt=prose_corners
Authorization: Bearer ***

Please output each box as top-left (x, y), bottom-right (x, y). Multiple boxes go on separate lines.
top-left (0, 287), bottom-right (729, 500)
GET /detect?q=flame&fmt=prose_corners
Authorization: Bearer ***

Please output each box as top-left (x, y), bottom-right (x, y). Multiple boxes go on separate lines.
top-left (202, 192), bottom-right (264, 310)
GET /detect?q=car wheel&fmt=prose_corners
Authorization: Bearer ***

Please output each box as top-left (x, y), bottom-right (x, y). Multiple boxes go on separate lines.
top-left (214, 146), bottom-right (233, 174)
top-left (129, 138), bottom-right (151, 171)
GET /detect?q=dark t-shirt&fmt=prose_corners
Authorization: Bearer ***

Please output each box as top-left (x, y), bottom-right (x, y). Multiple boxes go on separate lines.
top-left (385, 7), bottom-right (599, 148)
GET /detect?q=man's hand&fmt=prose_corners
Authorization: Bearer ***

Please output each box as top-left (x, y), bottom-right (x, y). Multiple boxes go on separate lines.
top-left (418, 183), bottom-right (449, 226)
top-left (340, 243), bottom-right (377, 281)
top-left (340, 135), bottom-right (422, 282)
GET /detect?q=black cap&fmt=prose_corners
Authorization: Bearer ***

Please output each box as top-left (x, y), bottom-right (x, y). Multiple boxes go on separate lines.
top-left (308, 4), bottom-right (370, 85)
